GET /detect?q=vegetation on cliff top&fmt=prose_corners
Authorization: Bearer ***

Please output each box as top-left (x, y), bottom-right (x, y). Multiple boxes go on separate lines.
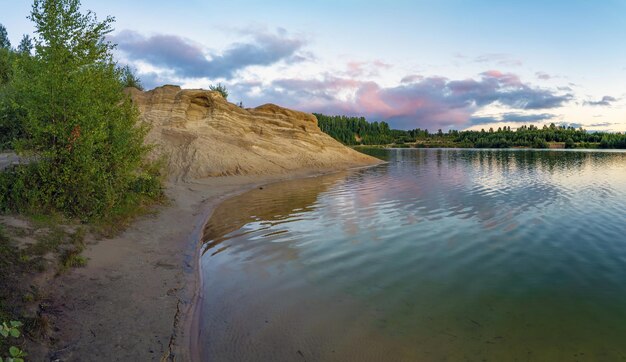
top-left (315, 113), bottom-right (626, 149)
top-left (209, 83), bottom-right (229, 100)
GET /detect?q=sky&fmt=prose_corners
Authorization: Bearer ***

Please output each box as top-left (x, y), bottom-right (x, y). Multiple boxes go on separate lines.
top-left (2, 0), bottom-right (626, 132)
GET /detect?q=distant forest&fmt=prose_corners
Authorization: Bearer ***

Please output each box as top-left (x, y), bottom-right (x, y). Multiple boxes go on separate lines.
top-left (314, 113), bottom-right (626, 149)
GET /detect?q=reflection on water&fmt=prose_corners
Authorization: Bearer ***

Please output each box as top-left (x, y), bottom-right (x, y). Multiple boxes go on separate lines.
top-left (199, 149), bottom-right (626, 361)
top-left (202, 172), bottom-right (349, 258)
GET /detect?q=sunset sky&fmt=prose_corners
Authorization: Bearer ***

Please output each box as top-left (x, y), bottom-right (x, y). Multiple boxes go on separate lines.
top-left (2, 0), bottom-right (626, 132)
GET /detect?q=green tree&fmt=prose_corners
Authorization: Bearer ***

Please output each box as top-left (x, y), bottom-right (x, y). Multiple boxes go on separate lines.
top-left (0, 28), bottom-right (18, 148)
top-left (0, 24), bottom-right (10, 49)
top-left (209, 83), bottom-right (229, 100)
top-left (119, 64), bottom-right (143, 90)
top-left (16, 35), bottom-right (33, 54)
top-left (0, 0), bottom-right (160, 219)
top-left (0, 47), bottom-right (13, 86)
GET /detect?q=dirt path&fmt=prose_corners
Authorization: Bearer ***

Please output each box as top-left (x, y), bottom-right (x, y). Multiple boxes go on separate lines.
top-left (0, 152), bottom-right (19, 171)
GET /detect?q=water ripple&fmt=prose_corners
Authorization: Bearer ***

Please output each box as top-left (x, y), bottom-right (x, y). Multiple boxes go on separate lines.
top-left (200, 149), bottom-right (626, 361)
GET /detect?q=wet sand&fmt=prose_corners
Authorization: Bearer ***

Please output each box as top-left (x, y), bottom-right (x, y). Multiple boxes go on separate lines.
top-left (37, 168), bottom-right (369, 361)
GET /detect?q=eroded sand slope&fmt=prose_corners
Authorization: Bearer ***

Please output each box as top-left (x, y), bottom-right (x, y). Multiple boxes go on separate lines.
top-left (128, 85), bottom-right (380, 181)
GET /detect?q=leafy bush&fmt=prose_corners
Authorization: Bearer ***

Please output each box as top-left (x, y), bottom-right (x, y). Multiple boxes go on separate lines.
top-left (120, 65), bottom-right (144, 90)
top-left (0, 0), bottom-right (162, 220)
top-left (0, 30), bottom-right (29, 150)
top-left (0, 321), bottom-right (26, 362)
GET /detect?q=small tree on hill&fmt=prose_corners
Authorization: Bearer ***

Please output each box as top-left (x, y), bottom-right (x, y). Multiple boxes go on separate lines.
top-left (120, 64), bottom-right (143, 90)
top-left (209, 83), bottom-right (229, 100)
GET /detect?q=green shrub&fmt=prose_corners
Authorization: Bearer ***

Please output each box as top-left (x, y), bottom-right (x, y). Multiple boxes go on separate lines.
top-left (209, 83), bottom-right (229, 100)
top-left (0, 0), bottom-right (162, 221)
top-left (120, 65), bottom-right (144, 90)
top-left (0, 321), bottom-right (26, 362)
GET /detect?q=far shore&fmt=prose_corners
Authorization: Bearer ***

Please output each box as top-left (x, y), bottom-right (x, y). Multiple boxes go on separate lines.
top-left (352, 144), bottom-right (626, 151)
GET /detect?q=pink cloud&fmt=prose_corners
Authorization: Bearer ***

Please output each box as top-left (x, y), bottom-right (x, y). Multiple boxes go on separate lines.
top-left (231, 70), bottom-right (572, 130)
top-left (480, 70), bottom-right (522, 86)
top-left (355, 82), bottom-right (396, 117)
top-left (344, 60), bottom-right (393, 78)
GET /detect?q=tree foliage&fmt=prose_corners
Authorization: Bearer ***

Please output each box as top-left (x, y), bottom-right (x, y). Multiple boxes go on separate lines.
top-left (16, 35), bottom-right (33, 55)
top-left (0, 0), bottom-right (161, 220)
top-left (0, 48), bottom-right (13, 87)
top-left (316, 113), bottom-right (626, 149)
top-left (119, 64), bottom-right (143, 90)
top-left (452, 124), bottom-right (625, 149)
top-left (0, 23), bottom-right (14, 87)
top-left (0, 48), bottom-right (19, 150)
top-left (0, 24), bottom-right (10, 50)
top-left (209, 83), bottom-right (229, 100)
top-left (315, 113), bottom-right (397, 145)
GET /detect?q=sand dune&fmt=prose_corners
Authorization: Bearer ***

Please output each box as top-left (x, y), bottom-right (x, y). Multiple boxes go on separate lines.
top-left (127, 85), bottom-right (380, 181)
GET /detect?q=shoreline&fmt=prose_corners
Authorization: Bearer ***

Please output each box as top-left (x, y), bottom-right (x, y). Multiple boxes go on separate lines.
top-left (177, 163), bottom-right (383, 361)
top-left (38, 162), bottom-right (381, 361)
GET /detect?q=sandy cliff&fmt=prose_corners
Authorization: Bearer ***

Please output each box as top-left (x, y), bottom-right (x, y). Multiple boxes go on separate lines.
top-left (127, 85), bottom-right (380, 181)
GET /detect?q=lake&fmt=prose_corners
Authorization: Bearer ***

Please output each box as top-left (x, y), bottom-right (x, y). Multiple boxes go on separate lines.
top-left (199, 149), bottom-right (626, 361)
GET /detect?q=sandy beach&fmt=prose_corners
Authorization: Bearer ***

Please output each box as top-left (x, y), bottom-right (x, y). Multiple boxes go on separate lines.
top-left (35, 167), bottom-right (369, 361)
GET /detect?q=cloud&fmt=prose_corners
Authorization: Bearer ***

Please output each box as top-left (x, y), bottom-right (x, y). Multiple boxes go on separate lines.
top-left (135, 71), bottom-right (177, 90)
top-left (344, 60), bottom-right (392, 77)
top-left (556, 122), bottom-right (616, 129)
top-left (473, 53), bottom-right (523, 67)
top-left (584, 95), bottom-right (617, 106)
top-left (588, 122), bottom-right (616, 127)
top-left (232, 70), bottom-right (572, 130)
top-left (110, 28), bottom-right (306, 79)
top-left (469, 113), bottom-right (556, 125)
top-left (400, 74), bottom-right (424, 83)
top-left (536, 71), bottom-right (551, 80)
top-left (110, 28), bottom-right (573, 131)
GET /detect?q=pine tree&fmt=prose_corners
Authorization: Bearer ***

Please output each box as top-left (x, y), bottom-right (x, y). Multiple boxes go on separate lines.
top-left (17, 35), bottom-right (33, 54)
top-left (0, 24), bottom-right (10, 49)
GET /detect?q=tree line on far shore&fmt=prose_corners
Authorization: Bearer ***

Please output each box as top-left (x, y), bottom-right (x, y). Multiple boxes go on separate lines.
top-left (315, 113), bottom-right (626, 149)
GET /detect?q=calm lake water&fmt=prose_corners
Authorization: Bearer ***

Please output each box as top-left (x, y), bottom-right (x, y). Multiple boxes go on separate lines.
top-left (199, 149), bottom-right (626, 361)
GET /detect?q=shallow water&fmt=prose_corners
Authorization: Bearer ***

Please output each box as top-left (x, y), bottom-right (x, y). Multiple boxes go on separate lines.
top-left (199, 149), bottom-right (626, 361)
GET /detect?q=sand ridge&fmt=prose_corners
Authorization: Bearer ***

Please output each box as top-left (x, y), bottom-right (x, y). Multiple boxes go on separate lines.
top-left (128, 85), bottom-right (380, 181)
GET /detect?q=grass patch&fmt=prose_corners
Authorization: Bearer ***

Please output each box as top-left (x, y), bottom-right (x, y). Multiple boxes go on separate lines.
top-left (56, 227), bottom-right (86, 274)
top-left (0, 225), bottom-right (26, 352)
top-left (0, 219), bottom-right (88, 328)
top-left (59, 252), bottom-right (86, 272)
top-left (90, 186), bottom-right (168, 238)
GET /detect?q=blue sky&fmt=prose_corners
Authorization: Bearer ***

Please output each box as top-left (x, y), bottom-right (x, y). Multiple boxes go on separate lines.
top-left (2, 0), bottom-right (626, 131)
